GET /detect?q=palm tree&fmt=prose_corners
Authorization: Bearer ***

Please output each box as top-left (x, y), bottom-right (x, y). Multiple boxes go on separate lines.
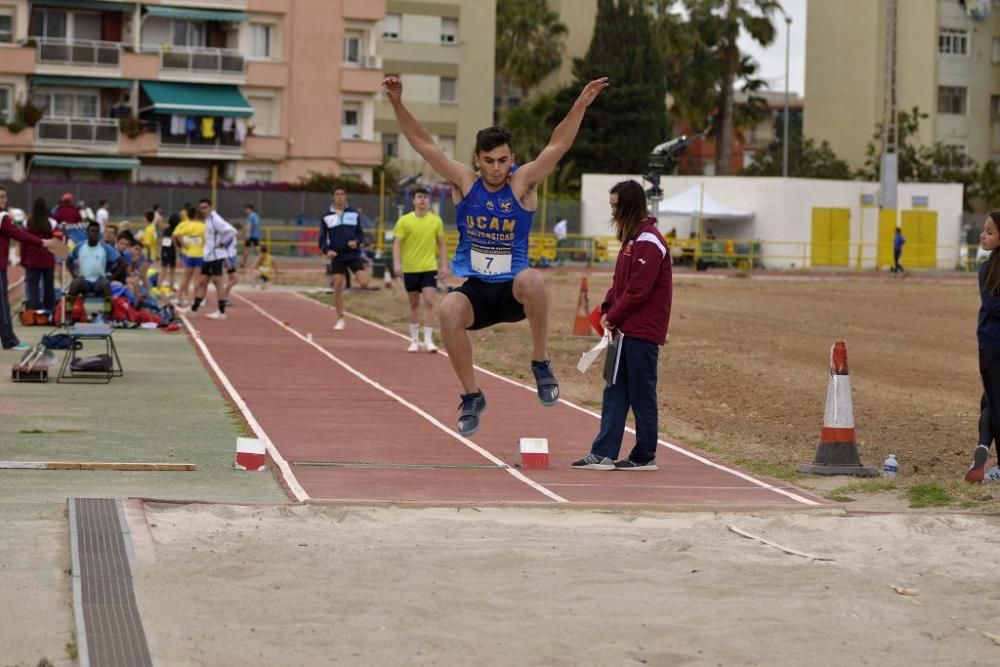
top-left (495, 0), bottom-right (568, 119)
top-left (686, 0), bottom-right (779, 175)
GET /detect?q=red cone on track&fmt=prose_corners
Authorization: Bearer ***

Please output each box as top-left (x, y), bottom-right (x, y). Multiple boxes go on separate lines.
top-left (572, 277), bottom-right (595, 337)
top-left (797, 340), bottom-right (879, 477)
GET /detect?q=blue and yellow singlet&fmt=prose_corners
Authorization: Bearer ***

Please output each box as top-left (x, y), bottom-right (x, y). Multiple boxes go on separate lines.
top-left (452, 178), bottom-right (533, 283)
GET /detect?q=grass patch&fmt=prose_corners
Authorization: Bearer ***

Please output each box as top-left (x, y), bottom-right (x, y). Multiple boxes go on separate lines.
top-left (825, 478), bottom-right (898, 503)
top-left (227, 408), bottom-right (252, 437)
top-left (18, 429), bottom-right (45, 434)
top-left (65, 632), bottom-right (77, 660)
top-left (907, 482), bottom-right (953, 508)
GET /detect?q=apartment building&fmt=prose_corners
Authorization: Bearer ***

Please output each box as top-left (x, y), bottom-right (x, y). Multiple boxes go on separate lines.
top-left (805, 0), bottom-right (1000, 170)
top-left (0, 0), bottom-right (385, 184)
top-left (374, 0), bottom-right (494, 182)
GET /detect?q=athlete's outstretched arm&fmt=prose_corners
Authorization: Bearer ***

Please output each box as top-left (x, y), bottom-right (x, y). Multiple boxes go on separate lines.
top-left (383, 76), bottom-right (475, 193)
top-left (514, 77), bottom-right (609, 190)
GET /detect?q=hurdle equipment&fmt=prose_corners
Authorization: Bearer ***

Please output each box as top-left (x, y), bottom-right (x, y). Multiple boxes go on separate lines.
top-left (571, 277), bottom-right (595, 336)
top-left (797, 341), bottom-right (879, 476)
top-left (234, 437), bottom-right (266, 471)
top-left (516, 438), bottom-right (550, 470)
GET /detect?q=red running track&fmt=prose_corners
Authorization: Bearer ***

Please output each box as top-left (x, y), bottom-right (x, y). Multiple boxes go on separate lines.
top-left (183, 290), bottom-right (825, 508)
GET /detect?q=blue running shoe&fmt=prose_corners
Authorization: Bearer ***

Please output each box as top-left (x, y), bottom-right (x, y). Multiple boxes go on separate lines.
top-left (457, 391), bottom-right (486, 436)
top-left (531, 360), bottom-right (560, 406)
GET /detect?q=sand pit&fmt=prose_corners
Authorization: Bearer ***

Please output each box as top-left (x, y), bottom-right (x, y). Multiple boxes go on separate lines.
top-left (130, 502), bottom-right (1000, 665)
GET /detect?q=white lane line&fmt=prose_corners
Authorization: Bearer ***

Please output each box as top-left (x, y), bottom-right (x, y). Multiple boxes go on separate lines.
top-left (179, 313), bottom-right (309, 503)
top-left (235, 292), bottom-right (568, 504)
top-left (291, 291), bottom-right (820, 507)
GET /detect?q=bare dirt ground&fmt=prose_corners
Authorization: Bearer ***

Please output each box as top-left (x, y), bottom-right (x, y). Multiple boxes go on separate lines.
top-left (307, 267), bottom-right (1000, 508)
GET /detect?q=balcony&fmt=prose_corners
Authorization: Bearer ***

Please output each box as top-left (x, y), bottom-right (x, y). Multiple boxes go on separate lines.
top-left (157, 122), bottom-right (244, 156)
top-left (141, 45), bottom-right (245, 76)
top-left (36, 117), bottom-right (119, 145)
top-left (34, 38), bottom-right (122, 67)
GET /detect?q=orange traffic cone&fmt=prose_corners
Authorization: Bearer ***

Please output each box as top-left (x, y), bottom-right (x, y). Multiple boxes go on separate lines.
top-left (797, 341), bottom-right (879, 476)
top-left (571, 277), bottom-right (595, 336)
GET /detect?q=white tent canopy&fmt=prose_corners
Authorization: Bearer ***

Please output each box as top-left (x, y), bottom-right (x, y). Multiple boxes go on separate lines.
top-left (656, 185), bottom-right (754, 220)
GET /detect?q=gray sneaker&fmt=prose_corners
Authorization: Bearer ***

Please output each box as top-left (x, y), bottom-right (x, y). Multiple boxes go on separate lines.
top-left (571, 453), bottom-right (616, 470)
top-left (614, 458), bottom-right (658, 471)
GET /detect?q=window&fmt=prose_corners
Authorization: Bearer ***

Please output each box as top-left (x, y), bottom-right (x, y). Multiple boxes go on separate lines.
top-left (937, 85), bottom-right (967, 114)
top-left (993, 96), bottom-right (1000, 122)
top-left (244, 168), bottom-right (273, 183)
top-left (31, 91), bottom-right (98, 118)
top-left (994, 37), bottom-right (1000, 63)
top-left (343, 31), bottom-right (361, 64)
top-left (0, 86), bottom-right (10, 122)
top-left (382, 132), bottom-right (398, 158)
top-left (172, 20), bottom-right (206, 47)
top-left (341, 102), bottom-right (361, 139)
top-left (30, 9), bottom-right (67, 39)
top-left (440, 77), bottom-right (456, 103)
top-left (249, 23), bottom-right (273, 59)
top-left (382, 13), bottom-right (400, 40)
top-left (441, 18), bottom-right (457, 44)
top-left (438, 135), bottom-right (455, 159)
top-left (0, 8), bottom-right (13, 43)
top-left (0, 161), bottom-right (12, 181)
top-left (939, 28), bottom-right (968, 55)
top-left (247, 95), bottom-right (277, 135)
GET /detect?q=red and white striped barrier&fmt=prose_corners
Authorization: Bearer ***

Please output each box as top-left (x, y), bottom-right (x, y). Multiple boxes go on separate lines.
top-left (235, 437), bottom-right (267, 471)
top-left (517, 437), bottom-right (550, 470)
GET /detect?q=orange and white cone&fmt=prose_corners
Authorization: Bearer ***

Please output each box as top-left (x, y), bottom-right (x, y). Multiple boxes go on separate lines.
top-left (797, 341), bottom-right (879, 476)
top-left (571, 277), bottom-right (595, 336)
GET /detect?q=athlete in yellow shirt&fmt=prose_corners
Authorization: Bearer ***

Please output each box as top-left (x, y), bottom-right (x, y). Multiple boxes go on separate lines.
top-left (392, 187), bottom-right (448, 352)
top-left (171, 206), bottom-right (205, 306)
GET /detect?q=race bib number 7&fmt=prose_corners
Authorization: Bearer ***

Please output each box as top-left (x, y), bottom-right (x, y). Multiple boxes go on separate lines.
top-left (471, 248), bottom-right (512, 275)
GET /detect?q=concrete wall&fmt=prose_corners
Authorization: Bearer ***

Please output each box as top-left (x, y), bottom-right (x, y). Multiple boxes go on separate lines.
top-left (581, 174), bottom-right (964, 269)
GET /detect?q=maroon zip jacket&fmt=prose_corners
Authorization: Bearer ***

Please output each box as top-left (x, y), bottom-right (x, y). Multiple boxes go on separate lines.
top-left (601, 217), bottom-right (673, 345)
top-left (0, 212), bottom-right (44, 271)
top-left (21, 222), bottom-right (54, 270)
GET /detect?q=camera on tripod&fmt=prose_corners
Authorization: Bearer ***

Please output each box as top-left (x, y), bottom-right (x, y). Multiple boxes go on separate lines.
top-left (643, 131), bottom-right (705, 206)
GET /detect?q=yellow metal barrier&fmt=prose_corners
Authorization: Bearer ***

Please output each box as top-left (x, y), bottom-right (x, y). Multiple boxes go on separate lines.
top-left (260, 225), bottom-right (980, 273)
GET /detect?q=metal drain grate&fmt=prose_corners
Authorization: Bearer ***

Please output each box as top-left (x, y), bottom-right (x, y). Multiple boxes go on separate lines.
top-left (69, 498), bottom-right (152, 667)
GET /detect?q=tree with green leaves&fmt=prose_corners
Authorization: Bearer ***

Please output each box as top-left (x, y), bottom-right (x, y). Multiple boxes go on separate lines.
top-left (495, 0), bottom-right (568, 119)
top-left (858, 107), bottom-right (980, 210)
top-left (682, 0), bottom-right (779, 175)
top-left (551, 0), bottom-right (668, 179)
top-left (741, 115), bottom-right (851, 179)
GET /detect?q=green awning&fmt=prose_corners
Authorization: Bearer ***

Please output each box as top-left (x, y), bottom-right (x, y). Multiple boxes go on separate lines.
top-left (139, 81), bottom-right (253, 118)
top-left (35, 0), bottom-right (136, 11)
top-left (32, 76), bottom-right (133, 90)
top-left (144, 5), bottom-right (247, 22)
top-left (31, 155), bottom-right (139, 170)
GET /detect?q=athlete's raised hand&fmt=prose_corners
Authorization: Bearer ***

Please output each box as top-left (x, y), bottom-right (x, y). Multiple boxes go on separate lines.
top-left (576, 77), bottom-right (609, 108)
top-left (382, 76), bottom-right (403, 104)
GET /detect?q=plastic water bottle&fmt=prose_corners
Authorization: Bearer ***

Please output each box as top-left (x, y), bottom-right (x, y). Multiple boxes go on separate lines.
top-left (882, 453), bottom-right (898, 478)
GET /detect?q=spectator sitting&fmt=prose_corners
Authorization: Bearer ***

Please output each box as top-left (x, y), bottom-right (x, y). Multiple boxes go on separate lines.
top-left (67, 222), bottom-right (123, 299)
top-left (104, 223), bottom-right (119, 245)
top-left (53, 193), bottom-right (85, 245)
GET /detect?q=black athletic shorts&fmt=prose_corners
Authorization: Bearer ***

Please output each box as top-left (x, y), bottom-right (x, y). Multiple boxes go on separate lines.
top-left (329, 258), bottom-right (367, 276)
top-left (454, 277), bottom-right (525, 330)
top-left (160, 246), bottom-right (177, 267)
top-left (244, 237), bottom-right (260, 248)
top-left (403, 270), bottom-right (438, 293)
top-left (201, 259), bottom-right (225, 276)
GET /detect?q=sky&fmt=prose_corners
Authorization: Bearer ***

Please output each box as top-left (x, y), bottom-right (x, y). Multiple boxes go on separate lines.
top-left (736, 0), bottom-right (806, 97)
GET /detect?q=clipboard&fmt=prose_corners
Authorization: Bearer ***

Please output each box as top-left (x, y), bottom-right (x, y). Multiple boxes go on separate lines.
top-left (602, 330), bottom-right (624, 386)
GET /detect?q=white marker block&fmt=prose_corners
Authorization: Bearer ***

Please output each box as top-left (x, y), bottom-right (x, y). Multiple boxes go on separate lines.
top-left (517, 437), bottom-right (549, 470)
top-left (234, 437), bottom-right (266, 471)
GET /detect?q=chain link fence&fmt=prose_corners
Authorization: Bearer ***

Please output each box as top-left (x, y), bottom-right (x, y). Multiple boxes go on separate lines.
top-left (0, 181), bottom-right (583, 234)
